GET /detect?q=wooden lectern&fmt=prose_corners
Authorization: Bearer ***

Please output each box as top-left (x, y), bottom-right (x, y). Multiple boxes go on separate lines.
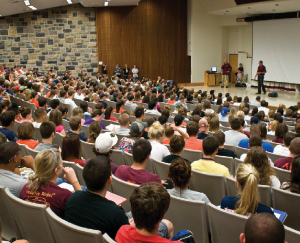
top-left (204, 72), bottom-right (221, 86)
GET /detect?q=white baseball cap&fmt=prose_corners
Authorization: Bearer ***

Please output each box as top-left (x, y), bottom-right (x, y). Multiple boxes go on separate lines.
top-left (95, 132), bottom-right (118, 153)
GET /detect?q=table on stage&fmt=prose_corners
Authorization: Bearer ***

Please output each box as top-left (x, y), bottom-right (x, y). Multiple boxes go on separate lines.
top-left (204, 71), bottom-right (221, 86)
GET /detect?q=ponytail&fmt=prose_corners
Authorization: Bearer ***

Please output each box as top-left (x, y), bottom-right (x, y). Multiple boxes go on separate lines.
top-left (235, 163), bottom-right (259, 216)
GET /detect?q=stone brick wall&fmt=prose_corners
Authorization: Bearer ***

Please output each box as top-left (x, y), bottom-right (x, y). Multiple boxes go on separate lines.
top-left (0, 4), bottom-right (98, 76)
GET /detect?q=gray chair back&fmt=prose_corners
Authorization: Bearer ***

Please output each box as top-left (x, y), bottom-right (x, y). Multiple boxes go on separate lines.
top-left (189, 169), bottom-right (227, 205)
top-left (165, 196), bottom-right (210, 243)
top-left (110, 149), bottom-right (125, 166)
top-left (285, 225), bottom-right (300, 243)
top-left (266, 133), bottom-right (276, 140)
top-left (234, 158), bottom-right (243, 176)
top-left (53, 132), bottom-right (64, 147)
top-left (266, 151), bottom-right (286, 163)
top-left (152, 159), bottom-right (170, 179)
top-left (0, 186), bottom-right (21, 240)
top-left (112, 113), bottom-right (121, 120)
top-left (273, 188), bottom-right (300, 231)
top-left (214, 155), bottom-right (234, 175)
top-left (123, 104), bottom-right (133, 114)
top-left (25, 146), bottom-right (39, 158)
top-left (88, 102), bottom-right (96, 111)
top-left (5, 187), bottom-right (56, 243)
top-left (101, 119), bottom-right (112, 127)
top-left (224, 144), bottom-right (235, 152)
top-left (207, 203), bottom-right (247, 243)
top-left (103, 233), bottom-right (117, 243)
top-left (33, 127), bottom-right (43, 143)
top-left (111, 175), bottom-right (139, 212)
top-left (181, 149), bottom-right (203, 163)
top-left (272, 166), bottom-right (291, 184)
top-left (226, 176), bottom-right (238, 197)
top-left (219, 121), bottom-right (229, 127)
top-left (46, 208), bottom-right (103, 243)
top-left (106, 100), bottom-right (116, 109)
top-left (235, 146), bottom-right (248, 158)
top-left (11, 120), bottom-right (21, 135)
top-left (123, 151), bottom-right (134, 166)
top-left (81, 141), bottom-right (95, 160)
top-left (60, 161), bottom-right (77, 179)
top-left (74, 163), bottom-right (86, 187)
top-left (268, 141), bottom-right (280, 148)
top-left (62, 119), bottom-right (70, 130)
top-left (81, 125), bottom-right (90, 138)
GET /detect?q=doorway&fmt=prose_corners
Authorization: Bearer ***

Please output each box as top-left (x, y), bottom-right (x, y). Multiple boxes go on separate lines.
top-left (229, 54), bottom-right (238, 83)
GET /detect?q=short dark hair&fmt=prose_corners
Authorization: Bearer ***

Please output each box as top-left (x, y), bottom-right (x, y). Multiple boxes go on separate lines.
top-left (202, 136), bottom-right (219, 156)
top-left (135, 108), bottom-right (144, 118)
top-left (168, 158), bottom-right (191, 189)
top-left (130, 182), bottom-right (170, 233)
top-left (35, 108), bottom-right (47, 120)
top-left (213, 131), bottom-right (225, 146)
top-left (80, 102), bottom-right (88, 113)
top-left (49, 99), bottom-right (60, 109)
top-left (83, 155), bottom-right (111, 192)
top-left (148, 100), bottom-right (157, 110)
top-left (40, 121), bottom-right (56, 139)
top-left (0, 142), bottom-right (20, 165)
top-left (38, 96), bottom-right (47, 107)
top-left (244, 213), bottom-right (285, 243)
top-left (132, 139), bottom-right (152, 163)
top-left (186, 121), bottom-right (199, 137)
top-left (170, 135), bottom-right (185, 153)
top-left (283, 132), bottom-right (295, 147)
top-left (91, 109), bottom-right (102, 118)
top-left (158, 115), bottom-right (168, 125)
top-left (69, 117), bottom-right (81, 131)
top-left (0, 110), bottom-right (15, 126)
top-left (17, 122), bottom-right (34, 139)
top-left (249, 135), bottom-right (262, 147)
top-left (143, 116), bottom-right (155, 127)
top-left (127, 94), bottom-right (134, 101)
top-left (230, 118), bottom-right (241, 130)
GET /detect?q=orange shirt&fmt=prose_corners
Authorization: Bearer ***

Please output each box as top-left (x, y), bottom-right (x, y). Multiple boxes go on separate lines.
top-left (163, 138), bottom-right (170, 145)
top-left (17, 139), bottom-right (40, 149)
top-left (185, 137), bottom-right (203, 151)
top-left (113, 108), bottom-right (126, 113)
top-left (30, 99), bottom-right (39, 108)
top-left (168, 100), bottom-right (176, 105)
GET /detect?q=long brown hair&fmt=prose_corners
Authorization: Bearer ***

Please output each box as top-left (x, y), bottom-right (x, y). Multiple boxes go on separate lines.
top-left (61, 133), bottom-right (82, 160)
top-left (244, 147), bottom-right (276, 186)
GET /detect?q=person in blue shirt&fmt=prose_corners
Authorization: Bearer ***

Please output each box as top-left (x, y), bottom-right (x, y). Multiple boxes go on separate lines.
top-left (114, 63), bottom-right (122, 78)
top-left (66, 117), bottom-right (87, 142)
top-left (238, 124), bottom-right (273, 153)
top-left (0, 110), bottom-right (19, 142)
top-left (4, 83), bottom-right (14, 96)
top-left (221, 163), bottom-right (274, 216)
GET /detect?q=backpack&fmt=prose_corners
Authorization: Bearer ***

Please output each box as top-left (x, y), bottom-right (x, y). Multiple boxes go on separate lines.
top-left (268, 92), bottom-right (278, 97)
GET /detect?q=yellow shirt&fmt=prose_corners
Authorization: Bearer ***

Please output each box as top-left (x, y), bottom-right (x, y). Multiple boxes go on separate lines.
top-left (191, 158), bottom-right (230, 178)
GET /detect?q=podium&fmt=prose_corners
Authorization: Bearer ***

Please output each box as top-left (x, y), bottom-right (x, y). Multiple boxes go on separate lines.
top-left (204, 72), bottom-right (221, 86)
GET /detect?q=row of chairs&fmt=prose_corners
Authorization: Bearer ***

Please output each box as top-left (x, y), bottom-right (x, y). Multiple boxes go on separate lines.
top-left (0, 186), bottom-right (115, 243)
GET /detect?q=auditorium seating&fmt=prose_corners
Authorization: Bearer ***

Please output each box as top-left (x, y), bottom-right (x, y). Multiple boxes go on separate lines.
top-left (214, 155), bottom-right (234, 174)
top-left (273, 166), bottom-right (291, 184)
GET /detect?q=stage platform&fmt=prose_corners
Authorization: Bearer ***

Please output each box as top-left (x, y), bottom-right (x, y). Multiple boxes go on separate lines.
top-left (183, 84), bottom-right (300, 108)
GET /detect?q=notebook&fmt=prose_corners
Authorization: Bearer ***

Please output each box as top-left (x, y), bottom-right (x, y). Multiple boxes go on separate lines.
top-left (273, 209), bottom-right (288, 223)
top-left (105, 191), bottom-right (127, 205)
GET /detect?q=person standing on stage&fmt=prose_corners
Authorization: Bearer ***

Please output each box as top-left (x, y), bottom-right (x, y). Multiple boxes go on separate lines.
top-left (132, 64), bottom-right (139, 80)
top-left (123, 64), bottom-right (130, 80)
top-left (254, 60), bottom-right (267, 95)
top-left (102, 63), bottom-right (107, 75)
top-left (114, 63), bottom-right (122, 78)
top-left (221, 59), bottom-right (232, 88)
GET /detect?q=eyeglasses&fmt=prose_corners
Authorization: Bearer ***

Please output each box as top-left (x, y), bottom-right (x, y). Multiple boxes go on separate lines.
top-left (9, 149), bottom-right (21, 161)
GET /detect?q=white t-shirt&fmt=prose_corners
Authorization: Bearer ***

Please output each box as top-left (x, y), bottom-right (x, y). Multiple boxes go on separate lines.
top-left (145, 109), bottom-right (161, 116)
top-left (75, 93), bottom-right (85, 100)
top-left (224, 130), bottom-right (248, 146)
top-left (150, 140), bottom-right (170, 161)
top-left (132, 68), bottom-right (139, 78)
top-left (32, 122), bottom-right (42, 128)
top-left (64, 99), bottom-right (77, 113)
top-left (273, 145), bottom-right (290, 157)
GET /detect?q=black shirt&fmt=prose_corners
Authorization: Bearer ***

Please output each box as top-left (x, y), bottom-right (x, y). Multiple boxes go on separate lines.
top-left (102, 66), bottom-right (107, 74)
top-left (142, 131), bottom-right (149, 139)
top-left (217, 148), bottom-right (236, 158)
top-left (162, 154), bottom-right (191, 164)
top-left (65, 191), bottom-right (129, 239)
top-left (123, 68), bottom-right (130, 76)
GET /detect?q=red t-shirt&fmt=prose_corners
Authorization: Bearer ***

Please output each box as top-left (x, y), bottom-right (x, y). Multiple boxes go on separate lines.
top-left (115, 165), bottom-right (161, 185)
top-left (110, 116), bottom-right (118, 121)
top-left (20, 182), bottom-right (72, 218)
top-left (168, 100), bottom-right (176, 105)
top-left (221, 63), bottom-right (232, 75)
top-left (274, 157), bottom-right (293, 171)
top-left (163, 139), bottom-right (170, 145)
top-left (65, 158), bottom-right (85, 167)
top-left (30, 99), bottom-right (40, 108)
top-left (257, 65), bottom-right (266, 76)
top-left (185, 137), bottom-right (203, 151)
top-left (17, 139), bottom-right (39, 149)
top-left (116, 225), bottom-right (180, 243)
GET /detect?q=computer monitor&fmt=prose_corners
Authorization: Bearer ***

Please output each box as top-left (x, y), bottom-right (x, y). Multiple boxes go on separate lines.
top-left (211, 66), bottom-right (217, 72)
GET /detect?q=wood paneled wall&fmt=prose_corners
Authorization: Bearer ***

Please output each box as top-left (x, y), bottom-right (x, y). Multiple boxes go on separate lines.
top-left (96, 0), bottom-right (191, 85)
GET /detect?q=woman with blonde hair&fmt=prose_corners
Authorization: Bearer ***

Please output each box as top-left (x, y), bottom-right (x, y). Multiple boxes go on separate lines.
top-left (268, 120), bottom-right (278, 135)
top-left (87, 121), bottom-right (102, 143)
top-left (236, 111), bottom-right (245, 120)
top-left (24, 90), bottom-right (31, 101)
top-left (167, 157), bottom-right (210, 203)
top-left (209, 117), bottom-right (219, 133)
top-left (244, 147), bottom-right (280, 188)
top-left (221, 163), bottom-right (274, 215)
top-left (49, 89), bottom-right (59, 99)
top-left (229, 107), bottom-right (237, 117)
top-left (90, 93), bottom-right (99, 103)
top-left (238, 104), bottom-right (245, 111)
top-left (72, 107), bottom-right (85, 125)
top-left (49, 109), bottom-right (66, 135)
top-left (149, 121), bottom-right (170, 161)
top-left (20, 149), bottom-right (81, 218)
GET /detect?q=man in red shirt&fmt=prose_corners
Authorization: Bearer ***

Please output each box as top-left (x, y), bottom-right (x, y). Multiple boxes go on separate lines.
top-left (254, 60), bottom-right (267, 94)
top-left (221, 59), bottom-right (232, 88)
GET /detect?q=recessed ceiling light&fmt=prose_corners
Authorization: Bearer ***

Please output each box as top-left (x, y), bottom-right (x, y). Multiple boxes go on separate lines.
top-left (67, 0), bottom-right (72, 4)
top-left (24, 0), bottom-right (30, 6)
top-left (104, 2), bottom-right (108, 6)
top-left (28, 5), bottom-right (37, 10)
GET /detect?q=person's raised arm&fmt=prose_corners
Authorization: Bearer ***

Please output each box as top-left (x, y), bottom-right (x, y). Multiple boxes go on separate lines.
top-left (171, 124), bottom-right (188, 139)
top-left (63, 167), bottom-right (82, 191)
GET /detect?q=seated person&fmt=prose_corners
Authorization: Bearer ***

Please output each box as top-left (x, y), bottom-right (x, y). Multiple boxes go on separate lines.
top-left (272, 123), bottom-right (288, 144)
top-left (141, 116), bottom-right (155, 139)
top-left (145, 100), bottom-right (161, 116)
top-left (295, 123), bottom-right (300, 137)
top-left (0, 142), bottom-right (35, 197)
top-left (173, 115), bottom-right (188, 138)
top-left (162, 135), bottom-right (190, 164)
top-left (16, 122), bottom-right (39, 149)
top-left (84, 109), bottom-right (106, 130)
top-left (35, 121), bottom-right (60, 151)
top-left (115, 113), bottom-right (130, 136)
top-left (0, 110), bottom-right (18, 142)
top-left (32, 108), bottom-right (47, 128)
top-left (115, 139), bottom-right (161, 184)
top-left (184, 121), bottom-right (203, 151)
top-left (240, 213), bottom-right (286, 243)
top-left (49, 109), bottom-right (66, 135)
top-left (20, 149), bottom-right (81, 218)
top-left (191, 136), bottom-right (230, 178)
top-left (118, 121), bottom-right (147, 153)
top-left (62, 133), bottom-right (85, 166)
top-left (65, 156), bottom-right (130, 239)
top-left (104, 106), bottom-right (118, 122)
top-left (221, 163), bottom-right (274, 215)
top-left (168, 95), bottom-right (176, 105)
top-left (238, 124), bottom-right (273, 153)
top-left (213, 131), bottom-right (236, 158)
top-left (273, 132), bottom-right (295, 157)
top-left (219, 108), bottom-right (229, 122)
top-left (174, 95), bottom-right (187, 109)
top-left (275, 137), bottom-right (300, 170)
top-left (281, 155), bottom-right (300, 194)
top-left (163, 124), bottom-right (174, 145)
top-left (224, 118), bottom-right (248, 146)
top-left (87, 121), bottom-right (102, 143)
top-left (116, 182), bottom-right (194, 242)
top-left (66, 117), bottom-right (87, 142)
top-left (197, 118), bottom-right (209, 140)
top-left (167, 158), bottom-right (210, 203)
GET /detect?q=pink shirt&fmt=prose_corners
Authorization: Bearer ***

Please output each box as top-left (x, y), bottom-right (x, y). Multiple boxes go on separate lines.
top-left (56, 125), bottom-right (64, 133)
